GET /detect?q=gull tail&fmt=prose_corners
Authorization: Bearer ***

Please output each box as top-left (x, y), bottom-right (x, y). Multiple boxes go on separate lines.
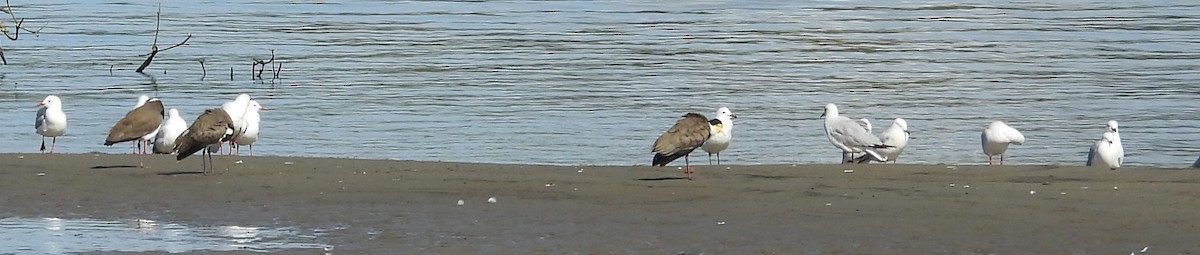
top-left (854, 149), bottom-right (888, 164)
top-left (653, 152), bottom-right (686, 167)
top-left (1086, 147), bottom-right (1096, 166)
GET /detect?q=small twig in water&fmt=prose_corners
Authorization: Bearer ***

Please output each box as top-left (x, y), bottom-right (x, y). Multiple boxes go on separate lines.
top-left (197, 59), bottom-right (206, 79)
top-left (251, 50), bottom-right (276, 80)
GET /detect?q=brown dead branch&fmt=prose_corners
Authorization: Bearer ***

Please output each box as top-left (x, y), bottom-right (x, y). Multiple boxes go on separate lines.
top-left (135, 4), bottom-right (191, 73)
top-left (197, 58), bottom-right (205, 80)
top-left (251, 49), bottom-right (281, 80)
top-left (0, 0), bottom-right (46, 65)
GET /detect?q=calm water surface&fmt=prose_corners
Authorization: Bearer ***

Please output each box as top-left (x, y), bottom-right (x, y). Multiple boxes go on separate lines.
top-left (0, 217), bottom-right (328, 253)
top-left (0, 0), bottom-right (1197, 167)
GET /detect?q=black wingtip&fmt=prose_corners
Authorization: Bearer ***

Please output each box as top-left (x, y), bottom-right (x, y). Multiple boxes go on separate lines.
top-left (653, 152), bottom-right (686, 167)
top-left (853, 154), bottom-right (874, 164)
top-left (176, 146), bottom-right (200, 160)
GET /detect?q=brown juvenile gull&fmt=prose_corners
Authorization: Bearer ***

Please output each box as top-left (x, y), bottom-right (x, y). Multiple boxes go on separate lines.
top-left (651, 112), bottom-right (712, 180)
top-left (174, 108), bottom-right (235, 175)
top-left (104, 98), bottom-right (164, 168)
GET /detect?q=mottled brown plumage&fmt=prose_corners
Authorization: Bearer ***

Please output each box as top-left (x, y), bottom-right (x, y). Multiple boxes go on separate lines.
top-left (105, 99), bottom-right (165, 146)
top-left (651, 113), bottom-right (711, 179)
top-left (174, 108), bottom-right (235, 175)
top-left (104, 99), bottom-right (164, 168)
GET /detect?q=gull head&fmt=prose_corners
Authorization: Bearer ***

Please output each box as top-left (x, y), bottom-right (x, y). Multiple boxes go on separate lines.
top-left (1106, 120), bottom-right (1119, 133)
top-left (37, 95), bottom-right (61, 108)
top-left (1102, 131), bottom-right (1116, 144)
top-left (821, 103), bottom-right (839, 118)
top-left (248, 100), bottom-right (268, 112)
top-left (716, 107), bottom-right (735, 119)
top-left (136, 95), bottom-right (150, 106)
top-left (893, 118), bottom-right (909, 134)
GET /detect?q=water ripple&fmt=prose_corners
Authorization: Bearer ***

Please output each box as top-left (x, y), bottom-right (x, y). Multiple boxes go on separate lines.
top-left (0, 0), bottom-right (1197, 167)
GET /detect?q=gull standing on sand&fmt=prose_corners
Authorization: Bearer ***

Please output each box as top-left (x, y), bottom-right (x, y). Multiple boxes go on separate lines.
top-left (221, 94), bottom-right (252, 154)
top-left (152, 108), bottom-right (188, 154)
top-left (1087, 120), bottom-right (1123, 169)
top-left (652, 112), bottom-right (712, 180)
top-left (700, 107), bottom-right (736, 165)
top-left (879, 118), bottom-right (910, 163)
top-left (35, 95), bottom-right (67, 154)
top-left (105, 98), bottom-right (165, 168)
top-left (1086, 132), bottom-right (1122, 170)
top-left (1105, 120), bottom-right (1123, 160)
top-left (174, 108), bottom-right (235, 175)
top-left (822, 103), bottom-right (890, 163)
top-left (132, 95), bottom-right (159, 155)
top-left (981, 121), bottom-right (1025, 165)
top-left (234, 100), bottom-right (267, 156)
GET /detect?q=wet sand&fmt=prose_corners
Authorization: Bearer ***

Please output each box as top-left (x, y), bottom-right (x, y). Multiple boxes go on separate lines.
top-left (1, 153), bottom-right (1198, 254)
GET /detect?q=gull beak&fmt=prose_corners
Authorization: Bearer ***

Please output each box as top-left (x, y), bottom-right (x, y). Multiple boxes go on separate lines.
top-left (35, 102), bottom-right (45, 107)
top-left (819, 113), bottom-right (825, 118)
top-left (730, 114), bottom-right (737, 119)
top-left (260, 106), bottom-right (269, 111)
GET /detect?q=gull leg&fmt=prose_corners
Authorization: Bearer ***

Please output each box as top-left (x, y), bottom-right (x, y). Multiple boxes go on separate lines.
top-left (716, 153), bottom-right (721, 165)
top-left (202, 150), bottom-right (209, 175)
top-left (202, 150), bottom-right (212, 174)
top-left (40, 137), bottom-right (46, 153)
top-left (707, 153), bottom-right (713, 165)
top-left (209, 150), bottom-right (215, 175)
top-left (1000, 154), bottom-right (1005, 166)
top-left (51, 137), bottom-right (57, 154)
top-left (138, 150), bottom-right (148, 168)
top-left (684, 155), bottom-right (694, 180)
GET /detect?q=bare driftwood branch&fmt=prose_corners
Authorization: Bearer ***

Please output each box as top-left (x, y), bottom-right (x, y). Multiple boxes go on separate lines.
top-left (135, 4), bottom-right (191, 73)
top-left (0, 0), bottom-right (46, 65)
top-left (251, 49), bottom-right (280, 80)
top-left (197, 59), bottom-right (206, 79)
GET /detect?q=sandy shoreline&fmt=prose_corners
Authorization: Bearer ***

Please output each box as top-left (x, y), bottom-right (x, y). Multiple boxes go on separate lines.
top-left (1, 153), bottom-right (1198, 254)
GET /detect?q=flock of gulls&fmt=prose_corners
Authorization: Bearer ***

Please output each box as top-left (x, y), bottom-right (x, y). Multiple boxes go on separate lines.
top-left (648, 103), bottom-right (1170, 180)
top-left (28, 97), bottom-right (1200, 177)
top-left (33, 94), bottom-right (267, 175)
